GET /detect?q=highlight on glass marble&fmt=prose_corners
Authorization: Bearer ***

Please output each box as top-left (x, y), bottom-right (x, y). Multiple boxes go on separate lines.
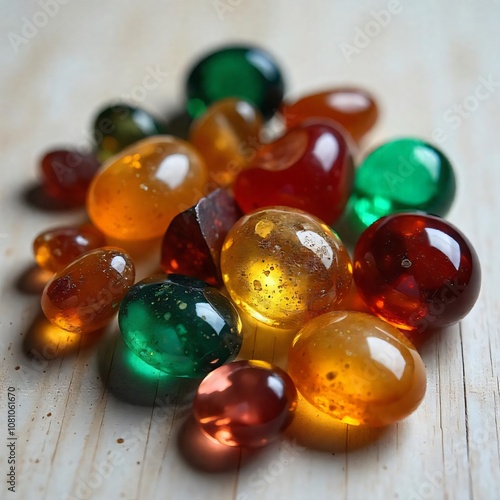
top-left (353, 213), bottom-right (481, 332)
top-left (87, 135), bottom-right (209, 241)
top-left (118, 275), bottom-right (243, 378)
top-left (41, 247), bottom-right (135, 334)
top-left (193, 360), bottom-right (297, 447)
top-left (288, 311), bottom-right (427, 427)
top-left (220, 206), bottom-right (353, 329)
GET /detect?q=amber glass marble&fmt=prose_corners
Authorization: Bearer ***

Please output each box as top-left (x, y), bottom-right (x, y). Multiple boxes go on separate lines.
top-left (33, 224), bottom-right (105, 273)
top-left (87, 136), bottom-right (209, 241)
top-left (161, 189), bottom-right (242, 286)
top-left (41, 149), bottom-right (100, 206)
top-left (288, 311), bottom-right (426, 427)
top-left (353, 213), bottom-right (481, 332)
top-left (282, 88), bottom-right (378, 143)
top-left (193, 360), bottom-right (297, 447)
top-left (41, 248), bottom-right (135, 333)
top-left (233, 123), bottom-right (354, 225)
top-left (221, 207), bottom-right (352, 329)
top-left (189, 98), bottom-right (264, 186)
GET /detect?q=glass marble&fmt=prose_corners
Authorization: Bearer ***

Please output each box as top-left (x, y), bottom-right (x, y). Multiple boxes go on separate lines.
top-left (87, 136), bottom-right (209, 241)
top-left (288, 311), bottom-right (426, 427)
top-left (353, 213), bottom-right (481, 332)
top-left (193, 360), bottom-right (297, 447)
top-left (93, 103), bottom-right (164, 162)
top-left (233, 123), bottom-right (354, 225)
top-left (350, 138), bottom-right (456, 229)
top-left (40, 149), bottom-right (100, 206)
top-left (33, 224), bottom-right (106, 273)
top-left (189, 98), bottom-right (264, 186)
top-left (41, 247), bottom-right (135, 334)
top-left (282, 87), bottom-right (378, 143)
top-left (221, 207), bottom-right (353, 329)
top-left (118, 275), bottom-right (242, 378)
top-left (161, 189), bottom-right (242, 286)
top-left (186, 46), bottom-right (285, 119)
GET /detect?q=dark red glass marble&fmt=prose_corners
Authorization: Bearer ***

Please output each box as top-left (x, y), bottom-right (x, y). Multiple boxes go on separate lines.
top-left (193, 360), bottom-right (297, 447)
top-left (41, 149), bottom-right (101, 206)
top-left (160, 189), bottom-right (243, 286)
top-left (233, 123), bottom-right (354, 225)
top-left (353, 213), bottom-right (481, 332)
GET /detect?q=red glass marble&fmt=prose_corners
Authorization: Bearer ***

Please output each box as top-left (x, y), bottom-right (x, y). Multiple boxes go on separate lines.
top-left (233, 123), bottom-right (354, 225)
top-left (353, 213), bottom-right (481, 332)
top-left (281, 88), bottom-right (378, 143)
top-left (33, 224), bottom-right (106, 273)
top-left (160, 189), bottom-right (243, 286)
top-left (193, 360), bottom-right (297, 447)
top-left (40, 149), bottom-right (101, 206)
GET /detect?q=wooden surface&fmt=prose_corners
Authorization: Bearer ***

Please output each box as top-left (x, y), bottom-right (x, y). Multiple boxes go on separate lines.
top-left (1, 1), bottom-right (499, 499)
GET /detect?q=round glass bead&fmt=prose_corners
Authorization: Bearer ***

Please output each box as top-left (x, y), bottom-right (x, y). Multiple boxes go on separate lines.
top-left (282, 87), bottom-right (378, 143)
top-left (41, 247), bottom-right (135, 334)
top-left (186, 46), bottom-right (285, 119)
top-left (193, 360), bottom-right (297, 447)
top-left (353, 213), bottom-right (481, 331)
top-left (87, 136), bottom-right (209, 241)
top-left (33, 224), bottom-right (105, 273)
top-left (233, 122), bottom-right (354, 225)
top-left (350, 138), bottom-right (456, 229)
top-left (118, 275), bottom-right (243, 378)
top-left (189, 98), bottom-right (264, 186)
top-left (93, 103), bottom-right (164, 162)
top-left (220, 207), bottom-right (353, 329)
top-left (288, 311), bottom-right (427, 427)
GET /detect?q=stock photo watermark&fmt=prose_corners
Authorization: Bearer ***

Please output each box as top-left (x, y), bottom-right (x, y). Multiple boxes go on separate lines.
top-left (432, 74), bottom-right (500, 144)
top-left (213, 0), bottom-right (243, 21)
top-left (7, 0), bottom-right (72, 53)
top-left (340, 0), bottom-right (403, 62)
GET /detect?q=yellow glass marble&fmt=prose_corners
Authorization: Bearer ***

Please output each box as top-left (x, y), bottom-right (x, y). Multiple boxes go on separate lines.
top-left (288, 311), bottom-right (427, 427)
top-left (87, 136), bottom-right (209, 240)
top-left (220, 207), bottom-right (352, 329)
top-left (189, 98), bottom-right (264, 186)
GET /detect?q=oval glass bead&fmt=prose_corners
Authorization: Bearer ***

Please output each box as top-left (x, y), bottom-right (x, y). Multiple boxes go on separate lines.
top-left (353, 213), bottom-right (481, 331)
top-left (233, 122), bottom-right (354, 225)
top-left (189, 98), bottom-right (264, 186)
top-left (93, 103), bottom-right (164, 162)
top-left (33, 224), bottom-right (106, 273)
top-left (40, 149), bottom-right (100, 206)
top-left (221, 207), bottom-right (353, 329)
top-left (87, 136), bottom-right (209, 241)
top-left (194, 360), bottom-right (297, 447)
top-left (118, 275), bottom-right (243, 378)
top-left (350, 138), bottom-right (456, 229)
top-left (41, 247), bottom-right (135, 333)
top-left (282, 87), bottom-right (378, 143)
top-left (186, 46), bottom-right (285, 119)
top-left (288, 311), bottom-right (427, 427)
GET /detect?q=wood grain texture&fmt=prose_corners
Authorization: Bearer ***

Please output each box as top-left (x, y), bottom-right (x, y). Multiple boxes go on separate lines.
top-left (0, 1), bottom-right (499, 499)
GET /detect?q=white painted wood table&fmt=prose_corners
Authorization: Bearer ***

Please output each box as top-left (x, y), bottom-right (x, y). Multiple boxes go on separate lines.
top-left (0, 1), bottom-right (499, 499)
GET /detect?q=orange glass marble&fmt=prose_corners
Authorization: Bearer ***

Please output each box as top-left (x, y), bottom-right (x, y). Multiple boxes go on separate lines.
top-left (221, 207), bottom-right (353, 329)
top-left (288, 311), bottom-right (426, 427)
top-left (87, 136), bottom-right (209, 240)
top-left (189, 98), bottom-right (264, 186)
top-left (33, 224), bottom-right (105, 273)
top-left (282, 88), bottom-right (378, 143)
top-left (41, 247), bottom-right (135, 333)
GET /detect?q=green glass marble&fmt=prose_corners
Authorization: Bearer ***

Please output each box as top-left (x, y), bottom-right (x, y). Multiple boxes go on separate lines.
top-left (93, 103), bottom-right (165, 162)
top-left (350, 138), bottom-right (456, 229)
top-left (186, 46), bottom-right (285, 119)
top-left (118, 274), bottom-right (243, 378)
